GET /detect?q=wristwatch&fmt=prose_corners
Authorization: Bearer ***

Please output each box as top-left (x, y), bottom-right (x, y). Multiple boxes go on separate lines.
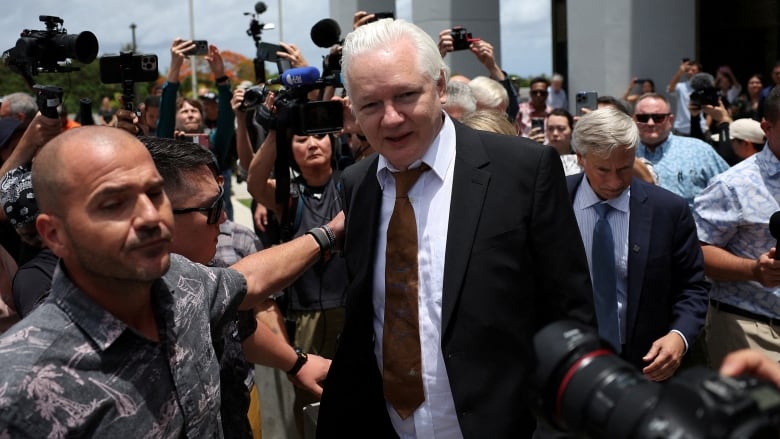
top-left (286, 347), bottom-right (308, 376)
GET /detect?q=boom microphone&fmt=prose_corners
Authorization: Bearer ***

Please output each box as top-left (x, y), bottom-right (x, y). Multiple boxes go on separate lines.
top-left (770, 211), bottom-right (780, 259)
top-left (310, 18), bottom-right (342, 48)
top-left (254, 2), bottom-right (267, 14)
top-left (270, 66), bottom-right (321, 87)
top-left (689, 72), bottom-right (715, 92)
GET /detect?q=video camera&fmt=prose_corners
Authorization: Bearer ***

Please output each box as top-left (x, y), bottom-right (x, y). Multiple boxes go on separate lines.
top-left (690, 87), bottom-right (720, 107)
top-left (2, 15), bottom-right (98, 88)
top-left (532, 320), bottom-right (780, 438)
top-left (244, 66), bottom-right (343, 136)
top-left (451, 26), bottom-right (480, 51)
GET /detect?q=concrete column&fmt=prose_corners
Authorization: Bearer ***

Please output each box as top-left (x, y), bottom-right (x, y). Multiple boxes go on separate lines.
top-left (412, 0), bottom-right (501, 80)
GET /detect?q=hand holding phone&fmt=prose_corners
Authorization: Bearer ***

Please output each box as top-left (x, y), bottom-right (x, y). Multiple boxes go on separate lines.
top-left (184, 40), bottom-right (209, 56)
top-left (575, 91), bottom-right (598, 116)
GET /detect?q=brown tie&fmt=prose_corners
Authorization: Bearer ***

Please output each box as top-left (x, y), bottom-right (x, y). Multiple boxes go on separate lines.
top-left (383, 164), bottom-right (429, 419)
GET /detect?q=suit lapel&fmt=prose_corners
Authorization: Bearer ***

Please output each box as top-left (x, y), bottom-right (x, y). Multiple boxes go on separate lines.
top-left (345, 158), bottom-right (382, 328)
top-left (626, 179), bottom-right (650, 341)
top-left (441, 123), bottom-right (491, 332)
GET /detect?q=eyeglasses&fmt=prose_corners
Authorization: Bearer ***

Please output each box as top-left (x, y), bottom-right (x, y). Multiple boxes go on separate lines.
top-left (635, 113), bottom-right (670, 123)
top-left (172, 185), bottom-right (224, 224)
top-left (531, 90), bottom-right (549, 97)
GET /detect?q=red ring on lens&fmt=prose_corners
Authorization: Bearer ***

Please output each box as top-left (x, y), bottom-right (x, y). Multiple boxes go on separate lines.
top-left (555, 349), bottom-right (613, 421)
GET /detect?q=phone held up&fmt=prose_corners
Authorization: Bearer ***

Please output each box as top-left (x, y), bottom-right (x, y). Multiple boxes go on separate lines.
top-left (184, 40), bottom-right (209, 56)
top-left (575, 91), bottom-right (598, 116)
top-left (531, 117), bottom-right (545, 133)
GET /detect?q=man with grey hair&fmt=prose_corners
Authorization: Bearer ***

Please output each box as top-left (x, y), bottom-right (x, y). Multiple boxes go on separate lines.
top-left (568, 107), bottom-right (708, 380)
top-left (0, 92), bottom-right (37, 129)
top-left (442, 80), bottom-right (476, 121)
top-left (468, 75), bottom-right (509, 115)
top-left (547, 73), bottom-right (568, 110)
top-left (319, 18), bottom-right (594, 438)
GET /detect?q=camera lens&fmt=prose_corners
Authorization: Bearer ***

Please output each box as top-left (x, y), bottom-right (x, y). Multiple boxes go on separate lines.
top-left (533, 321), bottom-right (661, 438)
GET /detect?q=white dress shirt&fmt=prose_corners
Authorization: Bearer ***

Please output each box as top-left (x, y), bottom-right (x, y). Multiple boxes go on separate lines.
top-left (372, 114), bottom-right (462, 438)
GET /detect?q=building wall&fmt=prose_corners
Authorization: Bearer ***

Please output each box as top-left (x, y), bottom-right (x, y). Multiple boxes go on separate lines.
top-left (566, 0), bottom-right (697, 112)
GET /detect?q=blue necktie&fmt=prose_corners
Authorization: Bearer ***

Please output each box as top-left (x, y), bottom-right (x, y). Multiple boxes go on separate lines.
top-left (592, 203), bottom-right (621, 352)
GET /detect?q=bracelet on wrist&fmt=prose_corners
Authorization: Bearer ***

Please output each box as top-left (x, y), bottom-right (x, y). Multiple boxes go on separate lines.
top-left (215, 75), bottom-right (229, 84)
top-left (306, 226), bottom-right (332, 260)
top-left (286, 347), bottom-right (308, 375)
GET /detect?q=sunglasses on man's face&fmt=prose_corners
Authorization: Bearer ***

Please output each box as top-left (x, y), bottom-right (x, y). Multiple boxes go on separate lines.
top-left (172, 185), bottom-right (225, 225)
top-left (635, 113), bottom-right (670, 124)
top-left (531, 90), bottom-right (548, 97)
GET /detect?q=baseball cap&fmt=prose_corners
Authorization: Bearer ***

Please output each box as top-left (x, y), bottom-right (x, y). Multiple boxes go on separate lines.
top-left (0, 118), bottom-right (23, 149)
top-left (711, 118), bottom-right (765, 144)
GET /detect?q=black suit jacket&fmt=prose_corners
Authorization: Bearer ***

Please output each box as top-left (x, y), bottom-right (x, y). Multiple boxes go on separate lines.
top-left (317, 122), bottom-right (595, 438)
top-left (566, 174), bottom-right (709, 370)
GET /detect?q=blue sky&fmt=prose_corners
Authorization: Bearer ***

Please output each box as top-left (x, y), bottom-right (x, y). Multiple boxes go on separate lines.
top-left (0, 0), bottom-right (552, 81)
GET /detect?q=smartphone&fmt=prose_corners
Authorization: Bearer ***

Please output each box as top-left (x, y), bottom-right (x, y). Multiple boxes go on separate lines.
top-left (575, 91), bottom-right (598, 116)
top-left (184, 40), bottom-right (209, 56)
top-left (531, 117), bottom-right (545, 133)
top-left (257, 42), bottom-right (285, 62)
top-left (99, 53), bottom-right (159, 84)
top-left (368, 11), bottom-right (395, 23)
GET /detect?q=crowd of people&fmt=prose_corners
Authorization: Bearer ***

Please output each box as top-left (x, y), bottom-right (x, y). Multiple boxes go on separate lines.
top-left (2, 11), bottom-right (780, 439)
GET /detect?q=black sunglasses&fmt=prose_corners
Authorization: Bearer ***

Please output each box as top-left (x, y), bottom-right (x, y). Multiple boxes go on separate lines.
top-left (531, 90), bottom-right (548, 97)
top-left (172, 185), bottom-right (225, 224)
top-left (635, 113), bottom-right (670, 123)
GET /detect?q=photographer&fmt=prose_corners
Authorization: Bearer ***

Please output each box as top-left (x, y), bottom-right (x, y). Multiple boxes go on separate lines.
top-left (245, 93), bottom-right (347, 436)
top-left (157, 38), bottom-right (236, 219)
top-left (437, 28), bottom-right (518, 122)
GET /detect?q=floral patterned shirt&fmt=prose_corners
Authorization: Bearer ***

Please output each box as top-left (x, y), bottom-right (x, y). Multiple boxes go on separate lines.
top-left (0, 254), bottom-right (246, 438)
top-left (693, 145), bottom-right (780, 318)
top-left (637, 134), bottom-right (730, 208)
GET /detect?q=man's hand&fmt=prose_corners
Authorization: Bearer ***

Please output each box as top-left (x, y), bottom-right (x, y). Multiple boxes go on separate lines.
top-left (641, 332), bottom-right (685, 381)
top-left (353, 11), bottom-right (373, 30)
top-left (753, 250), bottom-right (780, 287)
top-left (438, 29), bottom-right (454, 58)
top-left (470, 40), bottom-right (503, 80)
top-left (231, 88), bottom-right (246, 114)
top-left (279, 42), bottom-right (308, 68)
top-left (288, 354), bottom-right (331, 399)
top-left (702, 100), bottom-right (732, 124)
top-left (253, 202), bottom-right (269, 232)
top-left (720, 349), bottom-right (780, 387)
top-left (168, 38), bottom-right (194, 82)
top-left (114, 109), bottom-right (140, 136)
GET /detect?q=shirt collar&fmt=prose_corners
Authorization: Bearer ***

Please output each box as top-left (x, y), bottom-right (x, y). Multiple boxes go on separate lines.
top-left (574, 175), bottom-right (631, 213)
top-left (376, 111), bottom-right (455, 189)
top-left (756, 143), bottom-right (780, 177)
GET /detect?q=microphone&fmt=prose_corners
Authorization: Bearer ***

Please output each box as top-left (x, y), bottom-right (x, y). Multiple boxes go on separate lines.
top-left (254, 2), bottom-right (267, 14)
top-left (270, 66), bottom-right (321, 87)
top-left (310, 18), bottom-right (342, 48)
top-left (770, 211), bottom-right (780, 259)
top-left (689, 72), bottom-right (715, 92)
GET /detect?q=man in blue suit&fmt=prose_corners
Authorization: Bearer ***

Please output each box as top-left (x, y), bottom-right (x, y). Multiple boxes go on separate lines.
top-left (567, 107), bottom-right (709, 380)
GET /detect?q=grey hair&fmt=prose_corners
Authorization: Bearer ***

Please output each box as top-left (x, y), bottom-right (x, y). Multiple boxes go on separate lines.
top-left (468, 76), bottom-right (509, 112)
top-left (3, 92), bottom-right (38, 121)
top-left (341, 18), bottom-right (450, 95)
top-left (444, 81), bottom-right (477, 116)
top-left (572, 107), bottom-right (639, 157)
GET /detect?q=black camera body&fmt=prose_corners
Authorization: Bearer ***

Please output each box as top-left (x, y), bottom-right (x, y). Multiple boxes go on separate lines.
top-left (33, 84), bottom-right (63, 119)
top-left (451, 26), bottom-right (479, 51)
top-left (533, 321), bottom-right (780, 439)
top-left (2, 15), bottom-right (98, 87)
top-left (248, 81), bottom-right (343, 136)
top-left (690, 86), bottom-right (720, 107)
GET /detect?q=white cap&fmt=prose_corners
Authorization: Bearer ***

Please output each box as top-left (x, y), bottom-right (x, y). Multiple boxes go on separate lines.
top-left (712, 118), bottom-right (765, 144)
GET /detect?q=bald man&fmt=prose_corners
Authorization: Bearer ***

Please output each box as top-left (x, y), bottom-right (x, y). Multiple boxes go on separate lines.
top-left (0, 126), bottom-right (342, 437)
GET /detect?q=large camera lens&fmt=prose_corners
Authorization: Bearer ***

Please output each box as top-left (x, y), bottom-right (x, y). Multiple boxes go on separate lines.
top-left (55, 31), bottom-right (99, 64)
top-left (533, 321), bottom-right (661, 438)
top-left (533, 321), bottom-right (780, 438)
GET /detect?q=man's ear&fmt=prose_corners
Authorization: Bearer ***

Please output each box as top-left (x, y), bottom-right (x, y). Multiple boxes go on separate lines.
top-left (576, 152), bottom-right (585, 167)
top-left (36, 213), bottom-right (68, 258)
top-left (437, 71), bottom-right (447, 98)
